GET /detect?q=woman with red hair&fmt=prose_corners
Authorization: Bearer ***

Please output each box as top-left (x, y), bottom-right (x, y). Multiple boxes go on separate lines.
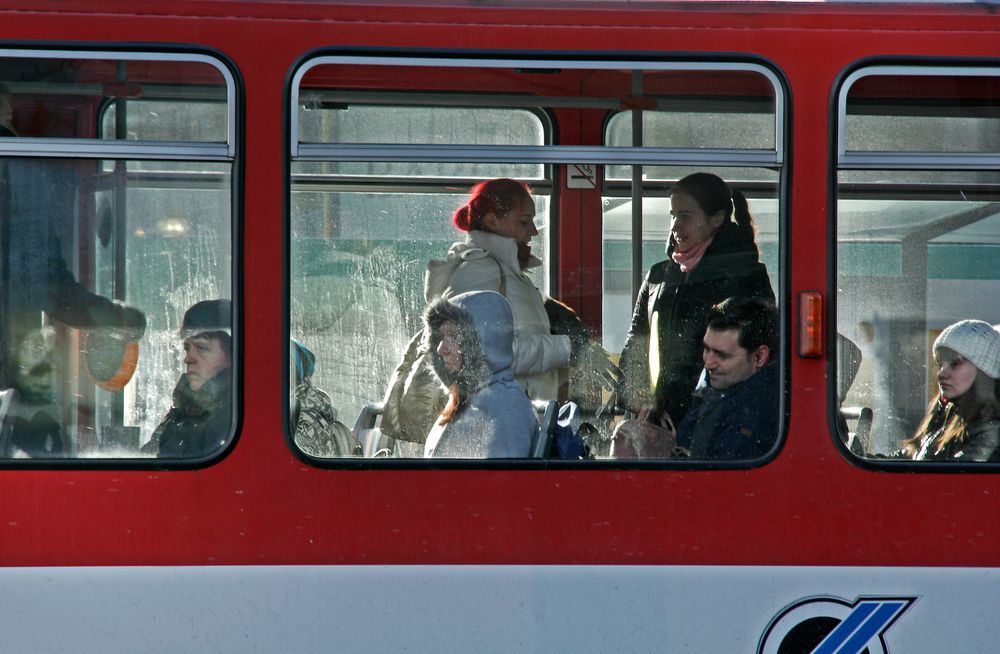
top-left (424, 178), bottom-right (571, 403)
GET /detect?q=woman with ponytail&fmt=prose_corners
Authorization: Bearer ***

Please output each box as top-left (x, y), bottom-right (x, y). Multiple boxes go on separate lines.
top-left (424, 178), bottom-right (572, 402)
top-left (618, 172), bottom-right (775, 427)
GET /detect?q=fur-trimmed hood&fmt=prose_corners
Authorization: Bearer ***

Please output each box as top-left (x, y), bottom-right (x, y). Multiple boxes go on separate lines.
top-left (421, 290), bottom-right (538, 458)
top-left (423, 290), bottom-right (515, 395)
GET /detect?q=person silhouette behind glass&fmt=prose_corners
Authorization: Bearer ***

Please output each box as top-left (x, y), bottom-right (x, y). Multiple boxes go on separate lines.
top-left (0, 326), bottom-right (65, 457)
top-left (0, 81), bottom-right (146, 388)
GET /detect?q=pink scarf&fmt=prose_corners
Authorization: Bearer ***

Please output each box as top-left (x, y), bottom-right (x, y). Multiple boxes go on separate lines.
top-left (672, 236), bottom-right (714, 273)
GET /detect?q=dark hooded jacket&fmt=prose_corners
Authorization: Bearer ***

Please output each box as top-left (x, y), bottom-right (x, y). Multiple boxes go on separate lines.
top-left (422, 291), bottom-right (538, 458)
top-left (0, 390), bottom-right (64, 458)
top-left (148, 371), bottom-right (232, 458)
top-left (619, 220), bottom-right (774, 423)
top-left (675, 362), bottom-right (779, 460)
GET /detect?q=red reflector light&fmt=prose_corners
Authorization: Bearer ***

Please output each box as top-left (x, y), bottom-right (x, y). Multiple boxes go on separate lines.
top-left (798, 291), bottom-right (823, 358)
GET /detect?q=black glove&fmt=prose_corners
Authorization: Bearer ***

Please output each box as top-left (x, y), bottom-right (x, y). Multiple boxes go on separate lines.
top-left (88, 300), bottom-right (146, 341)
top-left (543, 297), bottom-right (590, 361)
top-left (118, 305), bottom-right (147, 341)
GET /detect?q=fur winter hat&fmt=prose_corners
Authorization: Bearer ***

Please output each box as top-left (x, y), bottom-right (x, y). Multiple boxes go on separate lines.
top-left (934, 319), bottom-right (1000, 379)
top-left (422, 291), bottom-right (514, 396)
top-left (181, 299), bottom-right (232, 339)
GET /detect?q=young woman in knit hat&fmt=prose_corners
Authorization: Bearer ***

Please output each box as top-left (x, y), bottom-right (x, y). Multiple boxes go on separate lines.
top-left (900, 319), bottom-right (1000, 462)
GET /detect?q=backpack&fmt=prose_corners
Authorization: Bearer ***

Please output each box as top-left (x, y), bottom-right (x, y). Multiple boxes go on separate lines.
top-left (549, 401), bottom-right (592, 459)
top-left (380, 330), bottom-right (447, 444)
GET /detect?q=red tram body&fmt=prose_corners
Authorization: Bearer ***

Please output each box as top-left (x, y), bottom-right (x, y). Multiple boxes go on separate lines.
top-left (0, 1), bottom-right (998, 651)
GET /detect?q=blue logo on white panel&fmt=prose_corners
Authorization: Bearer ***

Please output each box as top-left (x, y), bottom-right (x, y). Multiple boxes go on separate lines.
top-left (758, 596), bottom-right (915, 654)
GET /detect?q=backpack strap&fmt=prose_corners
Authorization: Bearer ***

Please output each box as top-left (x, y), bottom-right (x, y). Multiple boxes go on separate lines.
top-left (487, 254), bottom-right (507, 297)
top-left (441, 249), bottom-right (508, 298)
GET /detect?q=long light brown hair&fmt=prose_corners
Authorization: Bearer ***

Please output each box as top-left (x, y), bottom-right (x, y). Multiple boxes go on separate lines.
top-left (902, 371), bottom-right (1000, 458)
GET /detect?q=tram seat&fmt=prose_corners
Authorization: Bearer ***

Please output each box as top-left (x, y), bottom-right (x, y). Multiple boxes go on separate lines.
top-left (839, 406), bottom-right (873, 455)
top-left (351, 400), bottom-right (556, 458)
top-left (837, 333), bottom-right (873, 454)
top-left (352, 401), bottom-right (393, 457)
top-left (837, 333), bottom-right (862, 404)
top-left (529, 400), bottom-right (559, 458)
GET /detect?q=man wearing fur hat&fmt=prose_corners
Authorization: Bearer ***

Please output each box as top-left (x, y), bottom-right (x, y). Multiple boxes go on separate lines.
top-left (143, 299), bottom-right (232, 458)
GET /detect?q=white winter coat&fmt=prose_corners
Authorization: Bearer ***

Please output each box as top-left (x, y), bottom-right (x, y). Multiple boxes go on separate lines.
top-left (424, 231), bottom-right (571, 401)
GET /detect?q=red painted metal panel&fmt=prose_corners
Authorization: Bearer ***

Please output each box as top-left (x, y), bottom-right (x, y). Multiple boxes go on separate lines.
top-left (0, 0), bottom-right (995, 571)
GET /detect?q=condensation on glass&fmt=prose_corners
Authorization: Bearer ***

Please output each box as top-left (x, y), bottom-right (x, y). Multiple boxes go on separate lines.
top-left (288, 57), bottom-right (784, 462)
top-left (836, 66), bottom-right (1000, 464)
top-left (0, 51), bottom-right (235, 462)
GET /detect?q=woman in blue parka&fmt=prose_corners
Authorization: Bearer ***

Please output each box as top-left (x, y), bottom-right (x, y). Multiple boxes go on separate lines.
top-left (422, 290), bottom-right (538, 458)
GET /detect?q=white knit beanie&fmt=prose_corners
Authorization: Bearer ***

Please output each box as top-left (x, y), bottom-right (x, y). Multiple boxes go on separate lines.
top-left (933, 320), bottom-right (1000, 379)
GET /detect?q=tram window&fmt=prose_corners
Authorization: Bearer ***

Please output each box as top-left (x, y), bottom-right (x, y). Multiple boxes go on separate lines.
top-left (288, 58), bottom-right (783, 462)
top-left (598, 67), bottom-right (783, 463)
top-left (298, 102), bottom-right (545, 146)
top-left (844, 74), bottom-right (1000, 154)
top-left (296, 103), bottom-right (545, 179)
top-left (0, 52), bottom-right (236, 462)
top-left (605, 108), bottom-right (775, 155)
top-left (836, 67), bottom-right (1000, 464)
top-left (103, 100), bottom-right (228, 144)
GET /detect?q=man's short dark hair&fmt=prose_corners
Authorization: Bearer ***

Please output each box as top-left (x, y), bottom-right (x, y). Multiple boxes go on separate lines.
top-left (705, 296), bottom-right (777, 354)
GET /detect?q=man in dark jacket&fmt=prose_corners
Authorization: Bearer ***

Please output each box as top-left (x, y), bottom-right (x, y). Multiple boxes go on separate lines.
top-left (144, 299), bottom-right (232, 458)
top-left (675, 296), bottom-right (779, 460)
